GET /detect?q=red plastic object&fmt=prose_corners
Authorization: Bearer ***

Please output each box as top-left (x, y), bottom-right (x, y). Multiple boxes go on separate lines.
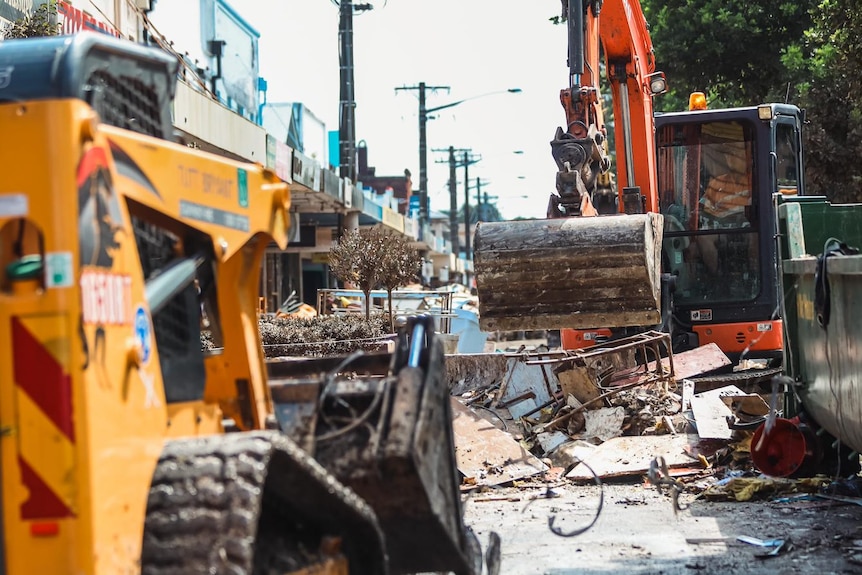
top-left (751, 417), bottom-right (810, 477)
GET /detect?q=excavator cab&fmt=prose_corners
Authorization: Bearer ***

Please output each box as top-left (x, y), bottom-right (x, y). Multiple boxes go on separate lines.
top-left (655, 104), bottom-right (805, 360)
top-left (474, 0), bottom-right (806, 365)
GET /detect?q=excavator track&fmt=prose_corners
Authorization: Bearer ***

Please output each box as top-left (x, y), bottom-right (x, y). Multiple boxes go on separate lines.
top-left (141, 431), bottom-right (388, 575)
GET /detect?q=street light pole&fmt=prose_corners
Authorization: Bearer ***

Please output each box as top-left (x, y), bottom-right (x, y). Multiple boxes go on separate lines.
top-left (464, 150), bottom-right (471, 259)
top-left (338, 0), bottom-right (356, 182)
top-left (396, 85), bottom-right (521, 237)
top-left (396, 82), bottom-right (449, 233)
top-left (337, 0), bottom-right (373, 182)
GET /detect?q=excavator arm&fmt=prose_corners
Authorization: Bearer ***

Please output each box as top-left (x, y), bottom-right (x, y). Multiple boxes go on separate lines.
top-left (551, 0), bottom-right (665, 216)
top-left (474, 0), bottom-right (666, 332)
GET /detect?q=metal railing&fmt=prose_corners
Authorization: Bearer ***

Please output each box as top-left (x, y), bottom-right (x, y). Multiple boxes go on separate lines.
top-left (316, 289), bottom-right (454, 333)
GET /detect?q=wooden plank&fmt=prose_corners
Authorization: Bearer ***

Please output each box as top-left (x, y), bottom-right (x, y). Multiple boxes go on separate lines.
top-left (566, 434), bottom-right (700, 480)
top-left (721, 393), bottom-right (770, 417)
top-left (557, 364), bottom-right (601, 404)
top-left (450, 398), bottom-right (547, 486)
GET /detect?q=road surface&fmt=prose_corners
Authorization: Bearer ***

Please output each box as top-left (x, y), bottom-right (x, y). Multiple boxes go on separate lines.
top-left (463, 480), bottom-right (862, 575)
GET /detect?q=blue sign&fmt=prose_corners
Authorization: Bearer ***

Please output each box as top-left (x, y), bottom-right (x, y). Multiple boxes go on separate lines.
top-left (134, 306), bottom-right (152, 364)
top-left (409, 195), bottom-right (420, 218)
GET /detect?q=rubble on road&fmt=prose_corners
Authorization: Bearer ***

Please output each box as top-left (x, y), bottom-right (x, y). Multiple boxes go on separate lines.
top-left (565, 434), bottom-right (702, 480)
top-left (444, 336), bottom-right (831, 505)
top-left (450, 397), bottom-right (548, 487)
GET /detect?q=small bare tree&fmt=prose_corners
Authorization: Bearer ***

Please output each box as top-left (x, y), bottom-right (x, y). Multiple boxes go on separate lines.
top-left (1, 1), bottom-right (60, 40)
top-left (378, 232), bottom-right (422, 331)
top-left (328, 227), bottom-right (386, 320)
top-left (329, 227), bottom-right (422, 329)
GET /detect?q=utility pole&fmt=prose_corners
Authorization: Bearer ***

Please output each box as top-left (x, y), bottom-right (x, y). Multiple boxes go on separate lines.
top-left (484, 190), bottom-right (490, 219)
top-left (462, 151), bottom-right (481, 260)
top-left (475, 177), bottom-right (490, 221)
top-left (436, 147), bottom-right (478, 260)
top-left (394, 82), bottom-right (450, 233)
top-left (448, 146), bottom-right (458, 257)
top-left (337, 0), bottom-right (372, 183)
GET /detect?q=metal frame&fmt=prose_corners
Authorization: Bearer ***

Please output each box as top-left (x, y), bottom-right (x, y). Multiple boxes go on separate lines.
top-left (316, 289), bottom-right (454, 333)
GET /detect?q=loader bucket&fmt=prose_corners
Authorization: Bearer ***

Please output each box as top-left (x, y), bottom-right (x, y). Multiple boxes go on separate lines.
top-left (474, 213), bottom-right (664, 331)
top-left (267, 316), bottom-right (484, 575)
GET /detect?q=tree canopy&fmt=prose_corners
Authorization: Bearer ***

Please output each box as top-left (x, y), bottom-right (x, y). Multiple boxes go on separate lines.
top-left (793, 0), bottom-right (862, 202)
top-left (637, 0), bottom-right (862, 202)
top-left (645, 1), bottom-right (813, 110)
top-left (0, 0), bottom-right (59, 39)
top-left (328, 227), bottom-right (421, 329)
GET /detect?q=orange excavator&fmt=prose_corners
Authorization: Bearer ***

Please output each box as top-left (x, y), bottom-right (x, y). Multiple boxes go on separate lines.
top-left (475, 0), bottom-right (806, 364)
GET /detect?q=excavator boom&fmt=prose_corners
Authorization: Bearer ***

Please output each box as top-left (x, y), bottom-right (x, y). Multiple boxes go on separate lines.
top-left (475, 0), bottom-right (666, 331)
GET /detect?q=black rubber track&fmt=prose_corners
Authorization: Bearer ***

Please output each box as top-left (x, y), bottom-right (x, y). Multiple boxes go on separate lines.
top-left (140, 431), bottom-right (388, 575)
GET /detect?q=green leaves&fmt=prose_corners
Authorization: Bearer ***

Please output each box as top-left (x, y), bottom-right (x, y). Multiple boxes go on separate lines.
top-left (641, 0), bottom-right (862, 202)
top-left (1, 1), bottom-right (60, 40)
top-left (645, 0), bottom-right (813, 108)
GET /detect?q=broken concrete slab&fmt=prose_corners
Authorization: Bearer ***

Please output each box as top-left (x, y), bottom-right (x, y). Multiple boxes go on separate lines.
top-left (451, 398), bottom-right (548, 486)
top-left (583, 406), bottom-right (626, 442)
top-left (690, 385), bottom-right (746, 440)
top-left (566, 434), bottom-right (700, 480)
top-left (445, 353), bottom-right (508, 396)
top-left (446, 353), bottom-right (562, 420)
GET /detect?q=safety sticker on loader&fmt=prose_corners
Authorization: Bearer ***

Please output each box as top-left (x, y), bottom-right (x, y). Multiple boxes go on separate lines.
top-left (134, 305), bottom-right (153, 365)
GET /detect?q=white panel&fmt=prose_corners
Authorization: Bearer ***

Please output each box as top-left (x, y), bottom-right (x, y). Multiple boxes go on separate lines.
top-left (173, 80), bottom-right (267, 161)
top-left (342, 180), bottom-right (353, 209)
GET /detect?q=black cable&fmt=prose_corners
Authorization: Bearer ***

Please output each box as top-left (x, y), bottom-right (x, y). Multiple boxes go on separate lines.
top-left (546, 458), bottom-right (605, 538)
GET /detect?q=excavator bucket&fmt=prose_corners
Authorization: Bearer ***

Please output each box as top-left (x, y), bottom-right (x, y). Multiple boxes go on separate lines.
top-left (267, 316), bottom-right (487, 575)
top-left (474, 213), bottom-right (664, 331)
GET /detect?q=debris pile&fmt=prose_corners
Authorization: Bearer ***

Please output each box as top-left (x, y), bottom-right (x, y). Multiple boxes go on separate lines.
top-left (446, 334), bottom-right (860, 507)
top-left (444, 335), bottom-right (862, 563)
top-left (202, 314), bottom-right (392, 357)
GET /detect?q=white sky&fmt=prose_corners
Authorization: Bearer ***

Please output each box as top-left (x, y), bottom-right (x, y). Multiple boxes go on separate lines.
top-left (227, 0), bottom-right (570, 220)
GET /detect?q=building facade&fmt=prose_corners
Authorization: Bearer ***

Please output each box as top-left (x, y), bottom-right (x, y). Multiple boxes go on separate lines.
top-left (2, 0), bottom-right (466, 307)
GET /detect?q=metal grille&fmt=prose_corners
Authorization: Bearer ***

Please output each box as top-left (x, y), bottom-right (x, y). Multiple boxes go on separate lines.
top-left (85, 70), bottom-right (164, 138)
top-left (131, 217), bottom-right (190, 361)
